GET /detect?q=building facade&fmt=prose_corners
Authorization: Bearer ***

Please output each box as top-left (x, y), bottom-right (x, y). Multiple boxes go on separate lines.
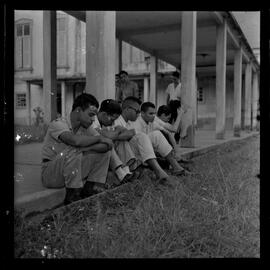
top-left (14, 11), bottom-right (259, 131)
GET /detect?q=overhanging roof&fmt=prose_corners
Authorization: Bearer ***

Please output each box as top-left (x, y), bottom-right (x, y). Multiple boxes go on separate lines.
top-left (63, 11), bottom-right (260, 73)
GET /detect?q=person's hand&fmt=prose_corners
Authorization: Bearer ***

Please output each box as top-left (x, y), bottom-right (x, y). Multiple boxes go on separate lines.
top-left (177, 107), bottom-right (182, 115)
top-left (114, 125), bottom-right (126, 132)
top-left (100, 137), bottom-right (114, 150)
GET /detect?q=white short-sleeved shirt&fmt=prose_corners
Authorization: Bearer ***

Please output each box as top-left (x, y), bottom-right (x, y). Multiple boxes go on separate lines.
top-left (88, 116), bottom-right (115, 136)
top-left (165, 82), bottom-right (181, 101)
top-left (42, 118), bottom-right (72, 160)
top-left (113, 115), bottom-right (137, 132)
top-left (130, 115), bottom-right (165, 135)
top-left (154, 116), bottom-right (169, 129)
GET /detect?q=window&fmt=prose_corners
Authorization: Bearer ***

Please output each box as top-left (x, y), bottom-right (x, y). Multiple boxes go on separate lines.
top-left (15, 19), bottom-right (32, 70)
top-left (197, 88), bottom-right (204, 103)
top-left (16, 93), bottom-right (27, 109)
top-left (57, 14), bottom-right (68, 67)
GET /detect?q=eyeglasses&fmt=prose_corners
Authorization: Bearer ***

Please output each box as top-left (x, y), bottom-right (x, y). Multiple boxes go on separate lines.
top-left (128, 106), bottom-right (140, 114)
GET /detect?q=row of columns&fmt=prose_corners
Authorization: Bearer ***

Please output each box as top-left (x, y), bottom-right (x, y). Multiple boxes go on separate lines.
top-left (43, 11), bottom-right (259, 147)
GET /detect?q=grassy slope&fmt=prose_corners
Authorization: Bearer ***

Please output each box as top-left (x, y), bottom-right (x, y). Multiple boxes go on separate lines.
top-left (14, 135), bottom-right (260, 258)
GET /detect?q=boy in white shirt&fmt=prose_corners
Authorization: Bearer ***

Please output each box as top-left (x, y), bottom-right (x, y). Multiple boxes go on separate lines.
top-left (166, 71), bottom-right (181, 105)
top-left (112, 97), bottom-right (172, 184)
top-left (156, 105), bottom-right (192, 164)
top-left (131, 102), bottom-right (189, 176)
top-left (91, 99), bottom-right (141, 185)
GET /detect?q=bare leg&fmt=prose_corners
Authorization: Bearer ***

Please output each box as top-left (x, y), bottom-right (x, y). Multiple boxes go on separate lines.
top-left (165, 150), bottom-right (185, 171)
top-left (146, 158), bottom-right (169, 179)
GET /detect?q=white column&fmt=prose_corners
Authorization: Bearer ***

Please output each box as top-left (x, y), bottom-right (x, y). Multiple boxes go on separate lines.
top-left (244, 63), bottom-right (252, 130)
top-left (233, 49), bottom-right (242, 137)
top-left (180, 11), bottom-right (197, 147)
top-left (149, 55), bottom-right (157, 104)
top-left (43, 11), bottom-right (57, 123)
top-left (215, 21), bottom-right (227, 139)
top-left (252, 71), bottom-right (259, 130)
top-left (143, 77), bottom-right (149, 102)
top-left (61, 81), bottom-right (66, 118)
top-left (86, 11), bottom-right (116, 102)
top-left (27, 81), bottom-right (31, 125)
top-left (74, 19), bottom-right (82, 74)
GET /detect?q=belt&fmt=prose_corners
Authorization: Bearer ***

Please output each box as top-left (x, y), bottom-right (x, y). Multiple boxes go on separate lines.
top-left (42, 159), bottom-right (51, 163)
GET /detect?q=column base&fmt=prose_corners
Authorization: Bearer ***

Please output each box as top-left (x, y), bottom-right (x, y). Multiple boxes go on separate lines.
top-left (244, 126), bottom-right (252, 133)
top-left (233, 126), bottom-right (241, 137)
top-left (180, 125), bottom-right (195, 148)
top-left (216, 130), bottom-right (225, 140)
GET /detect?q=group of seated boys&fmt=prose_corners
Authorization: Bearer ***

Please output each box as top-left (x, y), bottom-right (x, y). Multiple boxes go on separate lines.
top-left (41, 93), bottom-right (191, 205)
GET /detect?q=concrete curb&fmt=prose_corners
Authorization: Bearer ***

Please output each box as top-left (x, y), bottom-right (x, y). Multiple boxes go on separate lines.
top-left (15, 132), bottom-right (259, 217)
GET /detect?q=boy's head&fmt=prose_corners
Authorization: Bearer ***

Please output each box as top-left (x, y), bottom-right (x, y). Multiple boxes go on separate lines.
top-left (141, 102), bottom-right (156, 123)
top-left (157, 105), bottom-right (172, 123)
top-left (122, 96), bottom-right (142, 122)
top-left (119, 70), bottom-right (129, 82)
top-left (72, 93), bottom-right (99, 128)
top-left (171, 71), bottom-right (180, 84)
top-left (98, 99), bottom-right (122, 126)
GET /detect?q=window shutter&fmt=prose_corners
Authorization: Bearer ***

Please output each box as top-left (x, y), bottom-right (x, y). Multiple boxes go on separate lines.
top-left (15, 37), bottom-right (23, 68)
top-left (23, 36), bottom-right (31, 68)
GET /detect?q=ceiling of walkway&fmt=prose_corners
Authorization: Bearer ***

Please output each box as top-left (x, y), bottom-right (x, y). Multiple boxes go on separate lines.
top-left (64, 11), bottom-right (254, 74)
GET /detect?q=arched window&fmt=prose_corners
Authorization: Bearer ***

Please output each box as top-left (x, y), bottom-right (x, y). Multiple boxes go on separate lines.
top-left (15, 19), bottom-right (33, 70)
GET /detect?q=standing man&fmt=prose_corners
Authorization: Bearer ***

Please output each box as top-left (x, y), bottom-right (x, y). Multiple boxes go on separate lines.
top-left (116, 70), bottom-right (140, 103)
top-left (166, 71), bottom-right (182, 105)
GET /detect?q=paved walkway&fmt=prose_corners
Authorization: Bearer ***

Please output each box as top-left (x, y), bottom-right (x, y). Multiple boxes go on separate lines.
top-left (14, 129), bottom-right (259, 215)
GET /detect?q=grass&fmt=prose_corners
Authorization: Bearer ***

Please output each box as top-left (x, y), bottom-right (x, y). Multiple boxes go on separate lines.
top-left (14, 135), bottom-right (260, 258)
top-left (14, 124), bottom-right (48, 145)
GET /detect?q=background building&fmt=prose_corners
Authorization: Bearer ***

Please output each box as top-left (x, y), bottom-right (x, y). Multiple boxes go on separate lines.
top-left (14, 11), bottom-right (260, 132)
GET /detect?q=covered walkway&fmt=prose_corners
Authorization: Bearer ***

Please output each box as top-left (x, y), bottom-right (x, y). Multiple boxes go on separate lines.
top-left (42, 11), bottom-right (260, 148)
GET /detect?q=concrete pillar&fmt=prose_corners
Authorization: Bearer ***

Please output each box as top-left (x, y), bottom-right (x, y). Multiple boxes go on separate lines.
top-left (86, 11), bottom-right (116, 102)
top-left (61, 81), bottom-right (66, 118)
top-left (149, 55), bottom-right (157, 104)
top-left (116, 38), bottom-right (122, 73)
top-left (43, 11), bottom-right (57, 123)
top-left (252, 71), bottom-right (259, 129)
top-left (143, 77), bottom-right (149, 102)
top-left (244, 63), bottom-right (252, 130)
top-left (27, 81), bottom-right (31, 125)
top-left (75, 19), bottom-right (82, 74)
top-left (215, 21), bottom-right (227, 139)
top-left (180, 11), bottom-right (197, 147)
top-left (233, 49), bottom-right (242, 137)
top-left (194, 75), bottom-right (198, 128)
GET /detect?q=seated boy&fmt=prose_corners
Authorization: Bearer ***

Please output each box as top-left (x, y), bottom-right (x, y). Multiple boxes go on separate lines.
top-left (90, 99), bottom-right (141, 184)
top-left (41, 93), bottom-right (113, 205)
top-left (130, 102), bottom-right (189, 175)
top-left (112, 97), bottom-right (175, 184)
top-left (155, 105), bottom-right (191, 164)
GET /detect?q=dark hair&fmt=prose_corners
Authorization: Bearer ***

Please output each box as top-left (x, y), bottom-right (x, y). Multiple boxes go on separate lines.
top-left (157, 105), bottom-right (172, 117)
top-left (119, 70), bottom-right (128, 76)
top-left (122, 96), bottom-right (142, 109)
top-left (168, 99), bottom-right (181, 123)
top-left (141, 102), bottom-right (155, 113)
top-left (172, 71), bottom-right (180, 79)
top-left (72, 93), bottom-right (99, 111)
top-left (99, 99), bottom-right (122, 115)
